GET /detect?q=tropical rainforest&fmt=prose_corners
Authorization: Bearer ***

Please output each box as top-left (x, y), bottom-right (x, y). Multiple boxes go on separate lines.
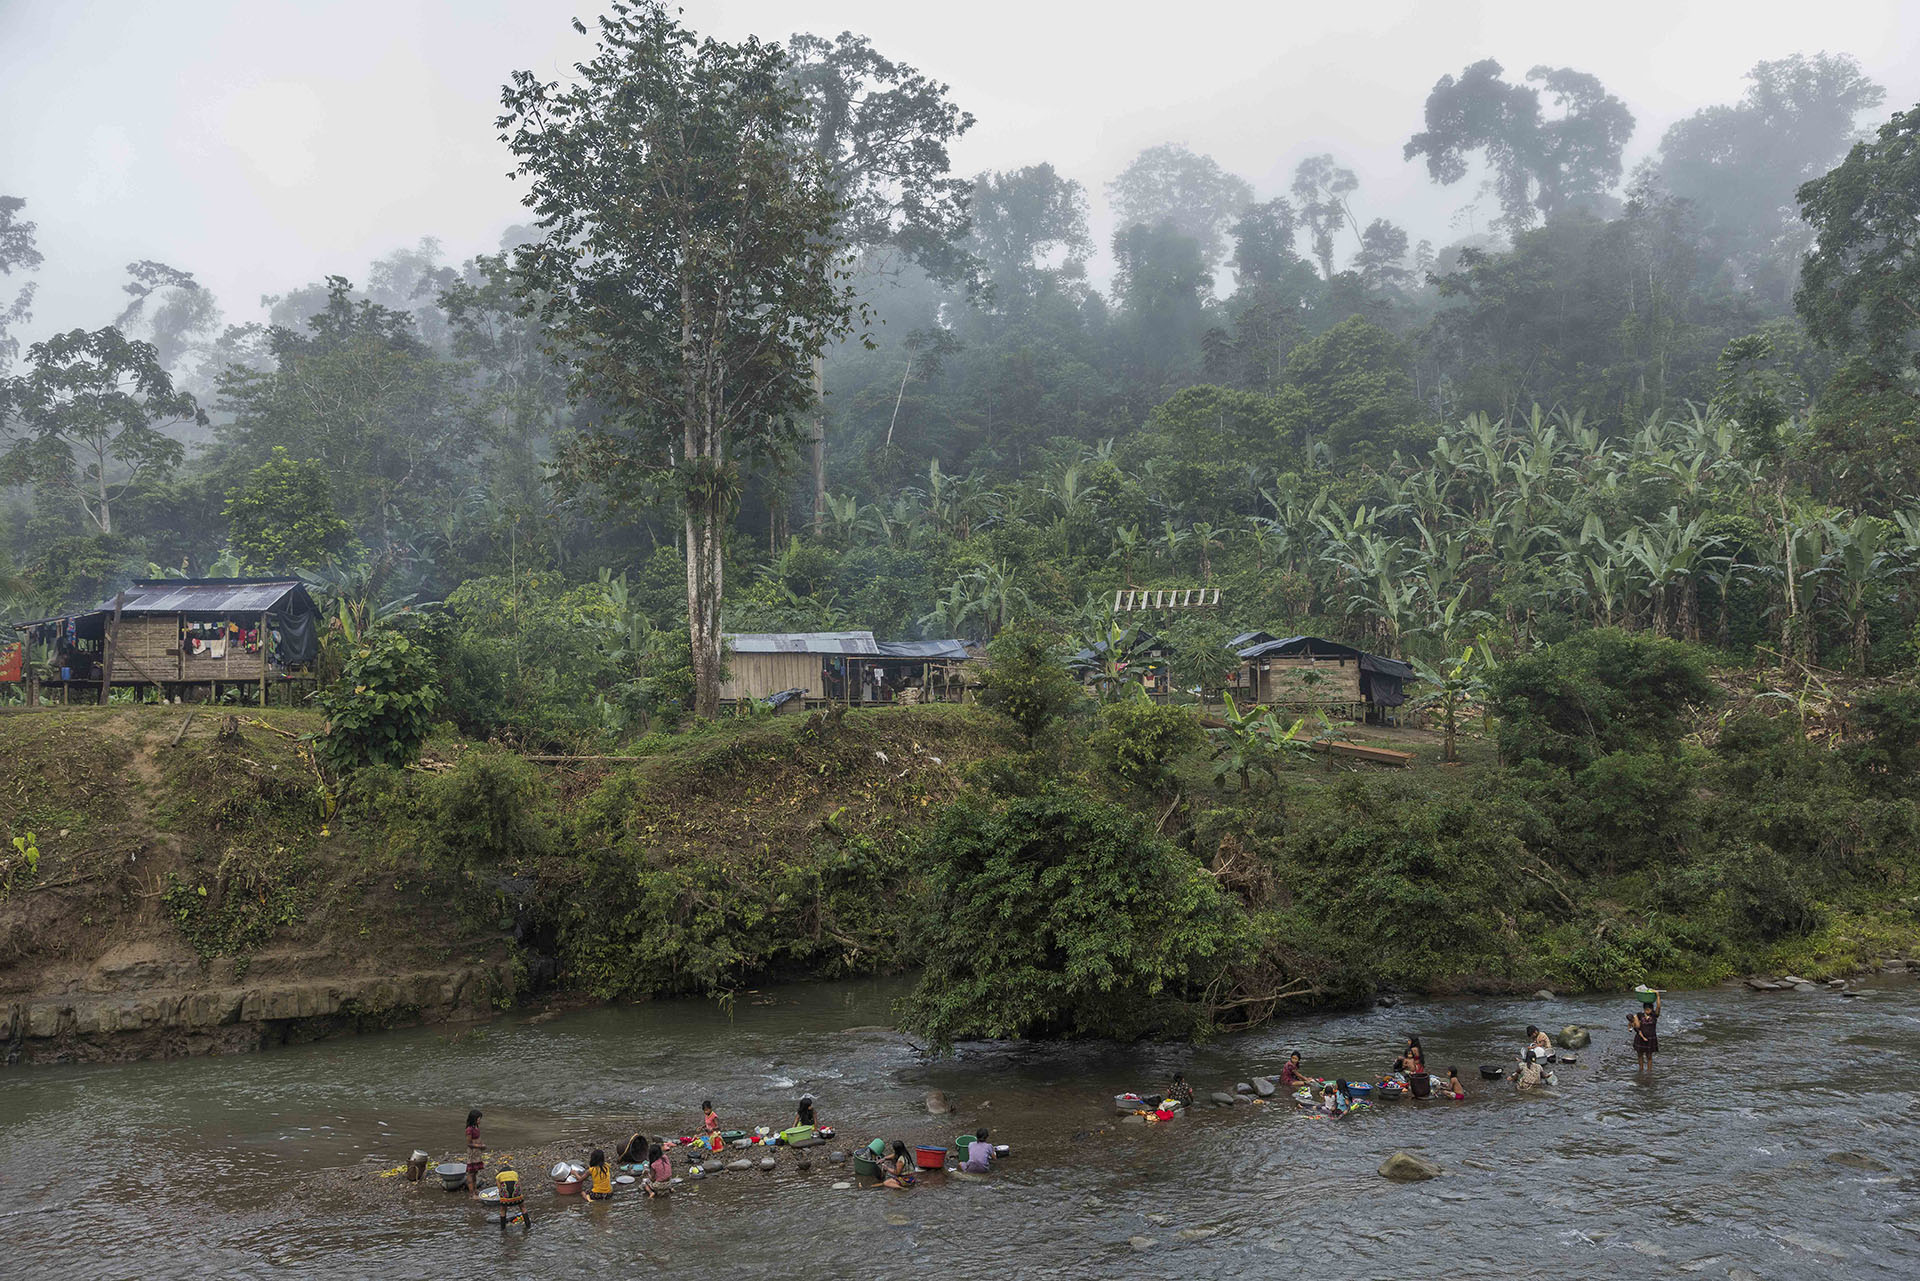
top-left (4, 3), bottom-right (1919, 1043)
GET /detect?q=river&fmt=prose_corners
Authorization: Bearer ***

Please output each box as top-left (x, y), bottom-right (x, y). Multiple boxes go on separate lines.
top-left (2, 974), bottom-right (1916, 1279)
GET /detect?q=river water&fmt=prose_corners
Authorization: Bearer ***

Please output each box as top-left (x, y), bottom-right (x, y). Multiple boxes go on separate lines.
top-left (2, 974), bottom-right (1917, 1279)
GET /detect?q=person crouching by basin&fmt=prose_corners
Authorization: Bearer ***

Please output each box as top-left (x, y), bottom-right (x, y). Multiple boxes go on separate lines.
top-left (961, 1128), bottom-right (994, 1174)
top-left (644, 1144), bottom-right (673, 1197)
top-left (871, 1139), bottom-right (915, 1189)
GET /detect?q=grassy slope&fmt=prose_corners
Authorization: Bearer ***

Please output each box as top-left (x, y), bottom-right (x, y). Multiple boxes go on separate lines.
top-left (0, 703), bottom-right (1007, 1009)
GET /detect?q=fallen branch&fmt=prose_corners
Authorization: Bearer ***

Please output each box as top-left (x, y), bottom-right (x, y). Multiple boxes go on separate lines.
top-left (168, 710), bottom-right (198, 748)
top-left (1154, 789), bottom-right (1183, 836)
top-left (1211, 979), bottom-right (1315, 1011)
top-left (1520, 861), bottom-right (1579, 914)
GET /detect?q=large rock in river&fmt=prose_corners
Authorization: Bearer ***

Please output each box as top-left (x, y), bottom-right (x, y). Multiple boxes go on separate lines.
top-left (1210, 1091), bottom-right (1238, 1107)
top-left (1378, 1151), bottom-right (1442, 1182)
top-left (925, 1090), bottom-right (951, 1115)
top-left (1558, 1025), bottom-right (1591, 1049)
top-left (1825, 1151), bottom-right (1891, 1172)
top-left (1253, 1077), bottom-right (1276, 1097)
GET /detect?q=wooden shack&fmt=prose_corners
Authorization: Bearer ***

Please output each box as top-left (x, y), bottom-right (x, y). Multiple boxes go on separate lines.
top-left (9, 578), bottom-right (322, 705)
top-left (718, 631), bottom-right (973, 709)
top-left (1227, 635), bottom-right (1415, 723)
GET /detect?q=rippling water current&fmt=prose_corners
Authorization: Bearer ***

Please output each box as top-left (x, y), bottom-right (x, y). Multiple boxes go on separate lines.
top-left (2, 975), bottom-right (1917, 1279)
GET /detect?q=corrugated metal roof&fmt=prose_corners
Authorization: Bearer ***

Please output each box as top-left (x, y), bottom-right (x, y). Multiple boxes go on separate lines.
top-left (97, 579), bottom-right (308, 615)
top-left (1234, 634), bottom-right (1416, 679)
top-left (726, 630), bottom-right (878, 655)
top-left (876, 639), bottom-right (971, 660)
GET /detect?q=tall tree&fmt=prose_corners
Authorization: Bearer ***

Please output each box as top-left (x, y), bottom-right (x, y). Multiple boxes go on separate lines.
top-left (1649, 54), bottom-right (1884, 300)
top-left (969, 163), bottom-right (1092, 314)
top-left (785, 30), bottom-right (975, 532)
top-left (1291, 155), bottom-right (1361, 279)
top-left (115, 260), bottom-right (220, 373)
top-left (1355, 218), bottom-right (1414, 294)
top-left (438, 251), bottom-right (568, 505)
top-left (216, 279), bottom-right (468, 542)
top-left (223, 446), bottom-right (352, 572)
top-left (1109, 143), bottom-right (1253, 273)
top-left (1, 327), bottom-right (202, 534)
top-left (0, 196), bottom-right (41, 374)
top-left (1796, 104), bottom-right (1920, 376)
top-left (501, 2), bottom-right (860, 717)
top-left (1405, 60), bottom-right (1635, 233)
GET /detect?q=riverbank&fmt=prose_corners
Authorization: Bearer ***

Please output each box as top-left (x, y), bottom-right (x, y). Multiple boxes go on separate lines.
top-left (5, 689), bottom-right (1919, 1065)
top-left (0, 703), bottom-right (1004, 1063)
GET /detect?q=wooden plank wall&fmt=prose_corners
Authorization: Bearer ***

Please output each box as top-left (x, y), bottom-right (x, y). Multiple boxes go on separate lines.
top-left (1254, 655), bottom-right (1363, 703)
top-left (112, 616), bottom-right (182, 683)
top-left (719, 652), bottom-right (821, 701)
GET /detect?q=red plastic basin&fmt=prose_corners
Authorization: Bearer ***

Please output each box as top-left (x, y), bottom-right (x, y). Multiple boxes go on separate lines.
top-left (913, 1146), bottom-right (947, 1170)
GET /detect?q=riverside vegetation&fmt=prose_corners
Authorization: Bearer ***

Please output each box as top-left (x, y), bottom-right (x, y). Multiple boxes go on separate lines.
top-left (4, 623), bottom-right (1917, 1061)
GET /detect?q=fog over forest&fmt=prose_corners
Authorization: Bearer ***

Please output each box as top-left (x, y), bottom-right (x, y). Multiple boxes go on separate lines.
top-left (4, 0), bottom-right (1920, 736)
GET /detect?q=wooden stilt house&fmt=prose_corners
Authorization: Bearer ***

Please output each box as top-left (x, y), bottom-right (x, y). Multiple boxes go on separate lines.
top-left (1226, 634), bottom-right (1415, 723)
top-left (9, 578), bottom-right (322, 706)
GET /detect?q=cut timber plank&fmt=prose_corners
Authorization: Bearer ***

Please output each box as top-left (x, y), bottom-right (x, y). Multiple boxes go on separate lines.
top-left (1323, 740), bottom-right (1414, 767)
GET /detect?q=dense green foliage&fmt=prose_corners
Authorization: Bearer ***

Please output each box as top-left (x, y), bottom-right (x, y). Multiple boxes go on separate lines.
top-left (222, 446), bottom-right (351, 573)
top-left (1491, 629), bottom-right (1715, 771)
top-left (314, 630), bottom-right (441, 772)
top-left (898, 786), bottom-right (1247, 1047)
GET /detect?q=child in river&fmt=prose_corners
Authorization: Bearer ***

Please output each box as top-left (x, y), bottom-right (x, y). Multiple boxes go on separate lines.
top-left (464, 1109), bottom-right (487, 1197)
top-left (1631, 991), bottom-right (1662, 1071)
top-left (1445, 1067), bottom-right (1466, 1100)
top-left (701, 1100), bottom-right (720, 1134)
top-left (873, 1139), bottom-right (915, 1189)
top-left (644, 1144), bottom-right (673, 1197)
top-left (1279, 1051), bottom-right (1306, 1090)
top-left (584, 1148), bottom-right (613, 1202)
top-left (617, 1131), bottom-right (648, 1166)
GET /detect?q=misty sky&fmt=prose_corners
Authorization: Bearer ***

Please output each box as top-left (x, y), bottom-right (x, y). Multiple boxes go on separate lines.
top-left (5, 0), bottom-right (1917, 344)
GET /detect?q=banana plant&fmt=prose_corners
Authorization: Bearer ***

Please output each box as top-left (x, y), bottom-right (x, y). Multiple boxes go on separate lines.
top-left (1824, 512), bottom-right (1898, 673)
top-left (1072, 600), bottom-right (1146, 704)
top-left (1411, 645), bottom-right (1489, 764)
top-left (1210, 692), bottom-right (1306, 792)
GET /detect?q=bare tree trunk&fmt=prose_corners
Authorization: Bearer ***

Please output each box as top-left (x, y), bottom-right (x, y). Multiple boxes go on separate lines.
top-left (687, 485), bottom-right (725, 719)
top-left (809, 354), bottom-right (826, 535)
top-left (1853, 607), bottom-right (1870, 675)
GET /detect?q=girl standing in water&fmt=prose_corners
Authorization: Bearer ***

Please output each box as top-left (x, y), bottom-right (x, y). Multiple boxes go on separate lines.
top-left (464, 1109), bottom-right (486, 1197)
top-left (1631, 991), bottom-right (1661, 1071)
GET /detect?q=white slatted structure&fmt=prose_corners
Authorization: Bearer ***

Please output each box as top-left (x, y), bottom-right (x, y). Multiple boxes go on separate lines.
top-left (1111, 587), bottom-right (1220, 613)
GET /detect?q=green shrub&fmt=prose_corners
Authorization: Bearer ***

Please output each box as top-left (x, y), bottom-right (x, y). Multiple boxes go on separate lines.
top-left (897, 785), bottom-right (1248, 1048)
top-left (163, 852), bottom-right (308, 960)
top-left (1280, 778), bottom-right (1529, 989)
top-left (314, 629), bottom-right (441, 773)
top-left (975, 620), bottom-right (1084, 746)
top-left (1091, 699), bottom-right (1205, 796)
top-left (417, 749), bottom-right (555, 874)
top-left (1490, 629), bottom-right (1715, 771)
